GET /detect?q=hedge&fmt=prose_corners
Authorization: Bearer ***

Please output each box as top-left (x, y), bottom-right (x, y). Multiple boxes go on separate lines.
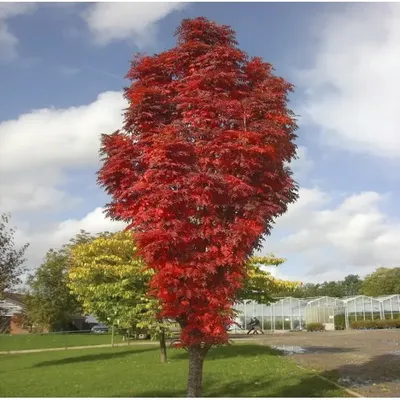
top-left (350, 318), bottom-right (400, 330)
top-left (306, 322), bottom-right (325, 332)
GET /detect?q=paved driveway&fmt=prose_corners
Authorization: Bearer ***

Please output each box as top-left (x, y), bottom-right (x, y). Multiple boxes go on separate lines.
top-left (236, 330), bottom-right (400, 397)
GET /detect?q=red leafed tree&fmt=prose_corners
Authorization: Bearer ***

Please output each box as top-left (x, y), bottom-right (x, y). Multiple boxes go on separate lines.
top-left (98, 17), bottom-right (298, 397)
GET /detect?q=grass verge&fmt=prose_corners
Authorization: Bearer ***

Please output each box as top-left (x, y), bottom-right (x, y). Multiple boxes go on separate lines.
top-left (0, 343), bottom-right (349, 397)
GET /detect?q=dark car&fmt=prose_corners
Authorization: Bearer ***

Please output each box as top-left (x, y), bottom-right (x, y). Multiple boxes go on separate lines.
top-left (91, 324), bottom-right (109, 334)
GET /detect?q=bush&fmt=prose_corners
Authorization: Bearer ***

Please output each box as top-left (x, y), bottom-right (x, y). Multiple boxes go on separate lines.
top-left (350, 318), bottom-right (400, 330)
top-left (306, 322), bottom-right (325, 332)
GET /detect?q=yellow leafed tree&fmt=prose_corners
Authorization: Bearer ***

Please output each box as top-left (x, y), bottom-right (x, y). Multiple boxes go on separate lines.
top-left (239, 254), bottom-right (300, 304)
top-left (68, 230), bottom-right (299, 360)
top-left (67, 231), bottom-right (172, 363)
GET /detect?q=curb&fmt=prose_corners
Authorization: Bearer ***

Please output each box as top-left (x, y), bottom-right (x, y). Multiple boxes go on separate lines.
top-left (296, 364), bottom-right (364, 398)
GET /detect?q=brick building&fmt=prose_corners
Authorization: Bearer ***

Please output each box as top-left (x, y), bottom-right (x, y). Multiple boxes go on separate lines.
top-left (0, 293), bottom-right (30, 334)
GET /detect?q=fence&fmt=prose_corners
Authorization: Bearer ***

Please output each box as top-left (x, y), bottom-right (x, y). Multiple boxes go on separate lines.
top-left (232, 294), bottom-right (400, 332)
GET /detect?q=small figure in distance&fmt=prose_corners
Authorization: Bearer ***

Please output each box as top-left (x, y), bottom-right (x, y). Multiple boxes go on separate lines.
top-left (247, 316), bottom-right (264, 335)
top-left (247, 317), bottom-right (256, 334)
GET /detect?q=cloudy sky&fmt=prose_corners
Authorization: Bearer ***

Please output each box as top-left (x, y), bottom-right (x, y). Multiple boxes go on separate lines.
top-left (1, 2), bottom-right (399, 284)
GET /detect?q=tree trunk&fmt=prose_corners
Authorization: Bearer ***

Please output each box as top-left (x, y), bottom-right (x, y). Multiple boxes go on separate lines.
top-left (159, 327), bottom-right (167, 364)
top-left (187, 345), bottom-right (207, 398)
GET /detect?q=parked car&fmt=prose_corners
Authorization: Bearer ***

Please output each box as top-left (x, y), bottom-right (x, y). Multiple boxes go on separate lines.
top-left (91, 324), bottom-right (109, 334)
top-left (137, 333), bottom-right (151, 340)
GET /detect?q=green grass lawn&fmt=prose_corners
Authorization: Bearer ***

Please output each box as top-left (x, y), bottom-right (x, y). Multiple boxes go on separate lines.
top-left (0, 343), bottom-right (348, 397)
top-left (0, 332), bottom-right (126, 351)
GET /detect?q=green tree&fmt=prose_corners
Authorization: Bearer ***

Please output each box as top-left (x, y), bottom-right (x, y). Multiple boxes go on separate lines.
top-left (25, 230), bottom-right (94, 331)
top-left (25, 248), bottom-right (82, 331)
top-left (340, 274), bottom-right (362, 297)
top-left (260, 273), bottom-right (363, 299)
top-left (361, 267), bottom-right (400, 297)
top-left (0, 213), bottom-right (29, 296)
top-left (68, 231), bottom-right (172, 363)
top-left (239, 254), bottom-right (299, 304)
top-left (318, 281), bottom-right (343, 298)
top-left (274, 282), bottom-right (317, 298)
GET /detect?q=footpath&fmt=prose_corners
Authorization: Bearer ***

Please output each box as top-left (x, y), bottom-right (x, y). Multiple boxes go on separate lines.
top-left (0, 341), bottom-right (159, 355)
top-left (0, 336), bottom-right (258, 355)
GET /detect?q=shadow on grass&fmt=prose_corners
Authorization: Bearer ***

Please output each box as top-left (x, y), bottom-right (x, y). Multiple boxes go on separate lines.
top-left (33, 347), bottom-right (156, 368)
top-left (171, 343), bottom-right (355, 361)
top-left (116, 388), bottom-right (187, 398)
top-left (171, 344), bottom-right (282, 361)
top-left (206, 375), bottom-right (342, 398)
top-left (115, 374), bottom-right (342, 398)
top-left (33, 344), bottom-right (400, 396)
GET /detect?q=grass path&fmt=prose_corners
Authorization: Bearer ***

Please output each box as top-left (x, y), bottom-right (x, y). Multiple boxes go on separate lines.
top-left (0, 340), bottom-right (157, 355)
top-left (0, 343), bottom-right (349, 397)
top-left (0, 334), bottom-right (258, 355)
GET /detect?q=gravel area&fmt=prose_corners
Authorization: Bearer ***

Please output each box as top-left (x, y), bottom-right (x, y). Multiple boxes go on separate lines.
top-left (236, 330), bottom-right (400, 397)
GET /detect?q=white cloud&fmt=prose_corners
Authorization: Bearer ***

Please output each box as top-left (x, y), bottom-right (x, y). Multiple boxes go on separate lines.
top-left (52, 207), bottom-right (126, 245)
top-left (0, 91), bottom-right (125, 173)
top-left (297, 3), bottom-right (400, 158)
top-left (0, 3), bottom-right (36, 21)
top-left (15, 208), bottom-right (126, 271)
top-left (19, 184), bottom-right (399, 283)
top-left (267, 188), bottom-right (400, 282)
top-left (0, 181), bottom-right (81, 214)
top-left (0, 3), bottom-right (36, 63)
top-left (81, 2), bottom-right (185, 47)
top-left (274, 187), bottom-right (330, 231)
top-left (0, 91), bottom-right (126, 213)
top-left (0, 21), bottom-right (17, 61)
top-left (289, 145), bottom-right (314, 182)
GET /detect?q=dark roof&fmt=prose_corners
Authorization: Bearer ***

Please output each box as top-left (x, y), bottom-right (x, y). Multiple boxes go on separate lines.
top-left (2, 292), bottom-right (26, 306)
top-left (85, 314), bottom-right (99, 324)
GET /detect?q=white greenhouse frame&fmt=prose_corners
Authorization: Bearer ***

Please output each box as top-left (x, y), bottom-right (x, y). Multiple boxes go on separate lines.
top-left (231, 294), bottom-right (400, 333)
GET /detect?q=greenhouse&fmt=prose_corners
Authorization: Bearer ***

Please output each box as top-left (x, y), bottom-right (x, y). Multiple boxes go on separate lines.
top-left (343, 295), bottom-right (383, 322)
top-left (379, 294), bottom-right (400, 319)
top-left (232, 294), bottom-right (400, 332)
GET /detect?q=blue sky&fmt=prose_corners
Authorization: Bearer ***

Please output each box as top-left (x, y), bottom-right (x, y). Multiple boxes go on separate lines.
top-left (1, 2), bottom-right (399, 284)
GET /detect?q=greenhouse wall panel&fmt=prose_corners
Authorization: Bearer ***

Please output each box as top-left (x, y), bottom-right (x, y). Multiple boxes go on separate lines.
top-left (231, 294), bottom-right (399, 333)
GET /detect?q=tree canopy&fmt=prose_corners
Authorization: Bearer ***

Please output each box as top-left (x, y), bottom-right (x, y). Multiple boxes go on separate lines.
top-left (24, 230), bottom-right (94, 331)
top-left (25, 248), bottom-right (82, 331)
top-left (361, 267), bottom-right (400, 297)
top-left (68, 231), bottom-right (154, 329)
top-left (68, 231), bottom-right (174, 363)
top-left (97, 17), bottom-right (298, 396)
top-left (239, 255), bottom-right (299, 304)
top-left (274, 274), bottom-right (364, 299)
top-left (0, 213), bottom-right (29, 297)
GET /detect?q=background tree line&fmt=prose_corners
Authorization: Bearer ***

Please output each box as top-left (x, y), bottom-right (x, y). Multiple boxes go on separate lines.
top-left (2, 211), bottom-right (399, 336)
top-left (1, 216), bottom-right (297, 336)
top-left (274, 268), bottom-right (400, 298)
